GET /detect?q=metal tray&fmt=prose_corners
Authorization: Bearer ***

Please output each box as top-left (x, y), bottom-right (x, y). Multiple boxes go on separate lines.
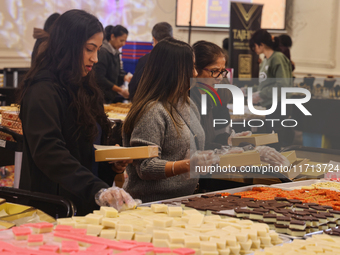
top-left (140, 184), bottom-right (269, 206)
top-left (270, 179), bottom-right (340, 192)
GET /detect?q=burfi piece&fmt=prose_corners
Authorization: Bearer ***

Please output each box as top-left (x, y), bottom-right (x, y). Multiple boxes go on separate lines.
top-left (100, 206), bottom-right (118, 218)
top-left (276, 216), bottom-right (291, 226)
top-left (93, 210), bottom-right (101, 215)
top-left (57, 218), bottom-right (76, 227)
top-left (228, 244), bottom-right (241, 255)
top-left (39, 245), bottom-right (59, 253)
top-left (153, 239), bottom-right (170, 247)
top-left (188, 214), bottom-right (205, 227)
top-left (183, 210), bottom-right (201, 216)
top-left (209, 238), bottom-right (226, 250)
top-left (234, 209), bottom-right (250, 218)
top-left (235, 233), bottom-right (248, 243)
top-left (218, 248), bottom-right (230, 255)
top-left (288, 228), bottom-right (306, 237)
top-left (169, 231), bottom-right (185, 244)
top-left (168, 207), bottom-right (183, 217)
top-left (135, 233), bottom-right (152, 243)
top-left (102, 217), bottom-right (119, 228)
top-left (12, 227), bottom-right (31, 240)
top-left (87, 224), bottom-right (103, 236)
top-left (61, 240), bottom-right (79, 253)
top-left (116, 231), bottom-right (134, 240)
top-left (100, 229), bottom-right (116, 239)
top-left (172, 248), bottom-right (196, 255)
top-left (289, 220), bottom-right (306, 230)
top-left (249, 211), bottom-right (263, 221)
top-left (153, 229), bottom-right (169, 239)
top-left (263, 214), bottom-right (277, 223)
top-left (225, 236), bottom-right (237, 247)
top-left (201, 252), bottom-right (218, 255)
top-left (184, 236), bottom-right (201, 249)
top-left (319, 223), bottom-right (329, 230)
top-left (251, 239), bottom-right (261, 249)
top-left (117, 224), bottom-right (133, 232)
top-left (169, 243), bottom-right (185, 249)
top-left (85, 213), bottom-right (103, 225)
top-left (239, 239), bottom-right (252, 252)
top-left (72, 216), bottom-right (87, 223)
top-left (274, 224), bottom-right (288, 234)
top-left (27, 234), bottom-right (44, 246)
top-left (32, 222), bottom-right (54, 234)
top-left (200, 241), bottom-right (217, 251)
top-left (153, 218), bottom-right (173, 228)
top-left (151, 204), bottom-right (168, 213)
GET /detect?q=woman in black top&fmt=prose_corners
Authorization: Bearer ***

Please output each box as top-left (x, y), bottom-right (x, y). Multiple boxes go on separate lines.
top-left (19, 10), bottom-right (132, 216)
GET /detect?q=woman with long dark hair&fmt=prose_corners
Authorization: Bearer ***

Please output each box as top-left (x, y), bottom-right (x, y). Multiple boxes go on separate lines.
top-left (19, 10), bottom-right (133, 216)
top-left (122, 38), bottom-right (219, 203)
top-left (249, 29), bottom-right (293, 149)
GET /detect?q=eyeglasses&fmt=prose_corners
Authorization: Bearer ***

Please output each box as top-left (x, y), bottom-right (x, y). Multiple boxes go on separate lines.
top-left (203, 68), bottom-right (229, 78)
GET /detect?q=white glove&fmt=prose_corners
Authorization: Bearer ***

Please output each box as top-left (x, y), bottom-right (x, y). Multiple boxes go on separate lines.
top-left (255, 146), bottom-right (290, 166)
top-left (215, 146), bottom-right (244, 155)
top-left (95, 187), bottom-right (141, 212)
top-left (185, 150), bottom-right (220, 178)
top-left (228, 130), bottom-right (252, 146)
top-left (118, 88), bottom-right (130, 99)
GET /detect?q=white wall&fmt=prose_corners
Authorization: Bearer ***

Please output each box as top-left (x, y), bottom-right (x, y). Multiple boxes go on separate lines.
top-left (0, 0), bottom-right (339, 78)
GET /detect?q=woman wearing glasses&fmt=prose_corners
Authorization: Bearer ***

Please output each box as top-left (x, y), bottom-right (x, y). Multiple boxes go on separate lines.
top-left (192, 41), bottom-right (289, 178)
top-left (191, 41), bottom-right (251, 150)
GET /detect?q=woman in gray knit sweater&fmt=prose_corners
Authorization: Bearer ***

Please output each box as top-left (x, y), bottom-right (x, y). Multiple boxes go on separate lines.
top-left (122, 38), bottom-right (219, 203)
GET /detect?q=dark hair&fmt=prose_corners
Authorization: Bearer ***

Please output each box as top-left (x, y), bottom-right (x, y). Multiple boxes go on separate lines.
top-left (278, 34), bottom-right (293, 48)
top-left (123, 38), bottom-right (194, 136)
top-left (193, 40), bottom-right (226, 75)
top-left (104, 25), bottom-right (114, 41)
top-left (222, 38), bottom-right (229, 51)
top-left (151, 22), bottom-right (173, 42)
top-left (111, 25), bottom-right (128, 38)
top-left (249, 29), bottom-right (280, 52)
top-left (43, 13), bottom-right (60, 32)
top-left (20, 9), bottom-right (110, 142)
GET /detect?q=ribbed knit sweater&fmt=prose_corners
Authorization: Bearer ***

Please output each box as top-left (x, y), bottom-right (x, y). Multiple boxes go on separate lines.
top-left (123, 99), bottom-right (205, 203)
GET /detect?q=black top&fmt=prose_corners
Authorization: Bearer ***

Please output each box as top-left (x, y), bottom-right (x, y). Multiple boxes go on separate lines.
top-left (128, 53), bottom-right (149, 101)
top-left (19, 71), bottom-right (116, 215)
top-left (94, 45), bottom-right (126, 104)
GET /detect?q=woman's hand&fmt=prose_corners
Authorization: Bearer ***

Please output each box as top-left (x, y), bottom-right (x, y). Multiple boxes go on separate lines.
top-left (108, 144), bottom-right (132, 173)
top-left (118, 88), bottom-right (129, 99)
top-left (111, 160), bottom-right (132, 174)
top-left (95, 187), bottom-right (141, 212)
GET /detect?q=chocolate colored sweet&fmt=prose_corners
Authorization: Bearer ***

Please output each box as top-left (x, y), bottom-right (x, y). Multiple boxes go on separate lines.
top-left (263, 214), bottom-right (277, 218)
top-left (290, 220), bottom-right (305, 225)
top-left (288, 199), bottom-right (302, 204)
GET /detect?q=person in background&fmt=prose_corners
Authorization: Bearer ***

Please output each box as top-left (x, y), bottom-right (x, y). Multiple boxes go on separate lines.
top-left (249, 29), bottom-right (293, 149)
top-left (222, 38), bottom-right (229, 67)
top-left (95, 25), bottom-right (131, 104)
top-left (19, 10), bottom-right (134, 216)
top-left (128, 22), bottom-right (173, 101)
top-left (192, 41), bottom-right (290, 191)
top-left (278, 34), bottom-right (295, 71)
top-left (122, 38), bottom-right (219, 203)
top-left (31, 12), bottom-right (60, 65)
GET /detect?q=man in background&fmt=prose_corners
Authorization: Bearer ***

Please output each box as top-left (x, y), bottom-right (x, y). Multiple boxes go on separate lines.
top-left (128, 22), bottom-right (173, 101)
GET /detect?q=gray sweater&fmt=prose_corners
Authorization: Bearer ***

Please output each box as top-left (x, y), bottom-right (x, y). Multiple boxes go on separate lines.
top-left (123, 99), bottom-right (205, 203)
